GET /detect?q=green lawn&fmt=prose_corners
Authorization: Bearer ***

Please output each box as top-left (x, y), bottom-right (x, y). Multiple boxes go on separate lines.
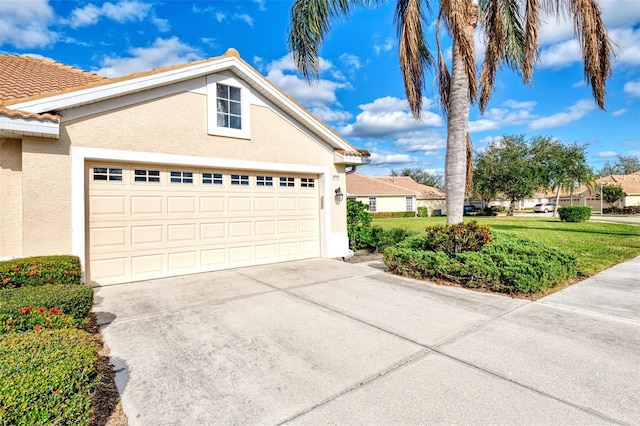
top-left (372, 216), bottom-right (640, 276)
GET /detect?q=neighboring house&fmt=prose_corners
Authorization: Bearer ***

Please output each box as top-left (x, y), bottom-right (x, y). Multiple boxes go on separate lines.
top-left (0, 50), bottom-right (370, 285)
top-left (557, 171), bottom-right (640, 211)
top-left (346, 173), bottom-right (446, 215)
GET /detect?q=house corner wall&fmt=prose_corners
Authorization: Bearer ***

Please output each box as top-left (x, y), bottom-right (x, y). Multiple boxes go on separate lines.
top-left (21, 137), bottom-right (72, 256)
top-left (0, 138), bottom-right (23, 258)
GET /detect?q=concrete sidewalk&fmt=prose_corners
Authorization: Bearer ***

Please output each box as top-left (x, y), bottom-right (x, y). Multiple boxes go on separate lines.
top-left (94, 256), bottom-right (640, 425)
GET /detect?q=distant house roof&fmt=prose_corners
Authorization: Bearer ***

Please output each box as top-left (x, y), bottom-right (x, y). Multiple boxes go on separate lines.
top-left (595, 171), bottom-right (640, 195)
top-left (346, 173), bottom-right (446, 198)
top-left (372, 176), bottom-right (445, 199)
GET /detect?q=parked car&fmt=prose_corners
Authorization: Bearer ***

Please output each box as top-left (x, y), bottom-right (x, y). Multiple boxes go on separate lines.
top-left (533, 202), bottom-right (555, 213)
top-left (464, 204), bottom-right (478, 213)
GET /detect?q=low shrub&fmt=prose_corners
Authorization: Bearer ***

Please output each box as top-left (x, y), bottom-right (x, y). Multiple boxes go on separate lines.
top-left (347, 199), bottom-right (373, 250)
top-left (490, 205), bottom-right (507, 213)
top-left (369, 226), bottom-right (415, 252)
top-left (384, 231), bottom-right (577, 294)
top-left (557, 206), bottom-right (592, 222)
top-left (0, 329), bottom-right (98, 425)
top-left (423, 221), bottom-right (492, 256)
top-left (369, 211), bottom-right (416, 218)
top-left (0, 306), bottom-right (79, 334)
top-left (417, 206), bottom-right (429, 217)
top-left (0, 284), bottom-right (93, 322)
top-left (0, 255), bottom-right (82, 289)
top-left (603, 206), bottom-right (640, 215)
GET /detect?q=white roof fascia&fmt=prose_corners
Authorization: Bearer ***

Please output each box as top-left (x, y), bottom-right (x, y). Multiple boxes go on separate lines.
top-left (0, 115), bottom-right (59, 138)
top-left (7, 55), bottom-right (357, 153)
top-left (333, 151), bottom-right (371, 165)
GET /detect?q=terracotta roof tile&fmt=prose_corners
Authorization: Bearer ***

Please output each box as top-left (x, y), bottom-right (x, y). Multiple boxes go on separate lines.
top-left (0, 106), bottom-right (59, 123)
top-left (372, 176), bottom-right (446, 198)
top-left (0, 55), bottom-right (106, 103)
top-left (347, 173), bottom-right (420, 196)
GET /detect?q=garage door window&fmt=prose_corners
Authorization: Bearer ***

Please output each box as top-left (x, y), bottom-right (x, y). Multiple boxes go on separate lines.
top-left (280, 177), bottom-right (295, 187)
top-left (231, 174), bottom-right (249, 186)
top-left (257, 176), bottom-right (273, 187)
top-left (92, 167), bottom-right (123, 182)
top-left (170, 171), bottom-right (193, 184)
top-left (301, 178), bottom-right (315, 188)
top-left (134, 169), bottom-right (160, 183)
top-left (203, 172), bottom-right (223, 185)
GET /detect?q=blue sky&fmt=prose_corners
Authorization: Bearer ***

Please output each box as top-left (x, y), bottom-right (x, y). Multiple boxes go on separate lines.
top-left (1, 0), bottom-right (639, 176)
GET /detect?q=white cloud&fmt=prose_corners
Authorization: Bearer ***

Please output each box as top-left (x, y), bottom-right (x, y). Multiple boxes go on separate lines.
top-left (538, 39), bottom-right (581, 69)
top-left (152, 16), bottom-right (170, 32)
top-left (254, 0), bottom-right (266, 12)
top-left (215, 12), bottom-right (226, 22)
top-left (612, 109), bottom-right (627, 117)
top-left (94, 37), bottom-right (202, 77)
top-left (265, 55), bottom-right (348, 108)
top-left (529, 99), bottom-right (596, 130)
top-left (469, 102), bottom-right (536, 133)
top-left (339, 53), bottom-right (362, 70)
top-left (623, 80), bottom-right (640, 98)
top-left (233, 13), bottom-right (253, 26)
top-left (394, 132), bottom-right (446, 154)
top-left (0, 0), bottom-right (57, 48)
top-left (610, 27), bottom-right (640, 67)
top-left (374, 37), bottom-right (393, 55)
top-left (309, 107), bottom-right (353, 123)
top-left (369, 152), bottom-right (418, 165)
top-left (340, 96), bottom-right (443, 138)
top-left (596, 150), bottom-right (618, 157)
top-left (68, 1), bottom-right (152, 28)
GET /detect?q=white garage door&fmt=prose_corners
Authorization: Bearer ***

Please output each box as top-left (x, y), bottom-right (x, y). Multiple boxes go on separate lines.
top-left (87, 163), bottom-right (320, 285)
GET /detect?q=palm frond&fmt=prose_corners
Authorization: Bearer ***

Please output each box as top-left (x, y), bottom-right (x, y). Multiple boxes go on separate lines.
top-left (395, 0), bottom-right (436, 118)
top-left (523, 0), bottom-right (541, 82)
top-left (288, 0), bottom-right (378, 80)
top-left (550, 0), bottom-right (613, 109)
top-left (478, 0), bottom-right (525, 112)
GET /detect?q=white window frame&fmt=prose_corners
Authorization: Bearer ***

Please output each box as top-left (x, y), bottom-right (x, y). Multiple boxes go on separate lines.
top-left (92, 166), bottom-right (123, 183)
top-left (301, 177), bottom-right (315, 188)
top-left (256, 176), bottom-right (274, 187)
top-left (368, 197), bottom-right (377, 212)
top-left (206, 74), bottom-right (251, 140)
top-left (202, 172), bottom-right (223, 185)
top-left (133, 169), bottom-right (161, 183)
top-left (406, 196), bottom-right (413, 211)
top-left (280, 177), bottom-right (295, 188)
top-left (170, 171), bottom-right (194, 184)
top-left (231, 174), bottom-right (249, 186)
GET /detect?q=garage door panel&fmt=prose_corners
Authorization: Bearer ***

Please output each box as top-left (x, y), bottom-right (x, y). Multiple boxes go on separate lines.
top-left (91, 196), bottom-right (127, 217)
top-left (201, 249), bottom-right (226, 266)
top-left (200, 222), bottom-right (226, 239)
top-left (131, 196), bottom-right (164, 215)
top-left (167, 196), bottom-right (197, 214)
top-left (131, 254), bottom-right (164, 275)
top-left (90, 227), bottom-right (127, 248)
top-left (167, 223), bottom-right (197, 243)
top-left (88, 164), bottom-right (320, 284)
top-left (168, 251), bottom-right (198, 270)
top-left (200, 197), bottom-right (225, 213)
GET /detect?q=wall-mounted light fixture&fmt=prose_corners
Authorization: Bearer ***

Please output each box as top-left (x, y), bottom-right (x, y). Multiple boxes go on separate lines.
top-left (334, 187), bottom-right (344, 203)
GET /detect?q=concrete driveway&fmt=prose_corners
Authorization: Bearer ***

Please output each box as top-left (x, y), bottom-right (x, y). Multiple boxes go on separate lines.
top-left (94, 257), bottom-right (640, 425)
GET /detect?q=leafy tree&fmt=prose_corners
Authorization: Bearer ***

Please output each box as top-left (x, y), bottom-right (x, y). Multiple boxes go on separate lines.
top-left (530, 138), bottom-right (593, 215)
top-left (597, 155), bottom-right (640, 176)
top-left (391, 167), bottom-right (444, 188)
top-left (288, 0), bottom-right (613, 224)
top-left (602, 184), bottom-right (626, 205)
top-left (473, 135), bottom-right (537, 216)
top-left (346, 199), bottom-right (372, 250)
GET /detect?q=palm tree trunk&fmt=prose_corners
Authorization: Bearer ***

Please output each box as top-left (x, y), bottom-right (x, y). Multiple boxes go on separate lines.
top-left (445, 38), bottom-right (472, 224)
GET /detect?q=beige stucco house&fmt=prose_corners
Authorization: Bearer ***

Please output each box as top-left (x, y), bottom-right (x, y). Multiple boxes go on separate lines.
top-left (346, 173), bottom-right (446, 215)
top-left (0, 50), bottom-right (370, 285)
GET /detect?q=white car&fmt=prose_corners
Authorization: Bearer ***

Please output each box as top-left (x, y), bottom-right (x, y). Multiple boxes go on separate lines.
top-left (533, 202), bottom-right (555, 213)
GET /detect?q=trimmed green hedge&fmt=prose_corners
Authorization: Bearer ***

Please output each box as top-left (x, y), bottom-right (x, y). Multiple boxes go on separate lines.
top-left (384, 231), bottom-right (577, 294)
top-left (369, 211), bottom-right (416, 218)
top-left (417, 206), bottom-right (429, 217)
top-left (557, 206), bottom-right (592, 222)
top-left (0, 284), bottom-right (93, 322)
top-left (0, 256), bottom-right (82, 289)
top-left (0, 329), bottom-right (99, 425)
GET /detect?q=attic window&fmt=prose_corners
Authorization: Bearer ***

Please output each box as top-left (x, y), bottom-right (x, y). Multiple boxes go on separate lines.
top-left (206, 75), bottom-right (251, 139)
top-left (217, 84), bottom-right (242, 129)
